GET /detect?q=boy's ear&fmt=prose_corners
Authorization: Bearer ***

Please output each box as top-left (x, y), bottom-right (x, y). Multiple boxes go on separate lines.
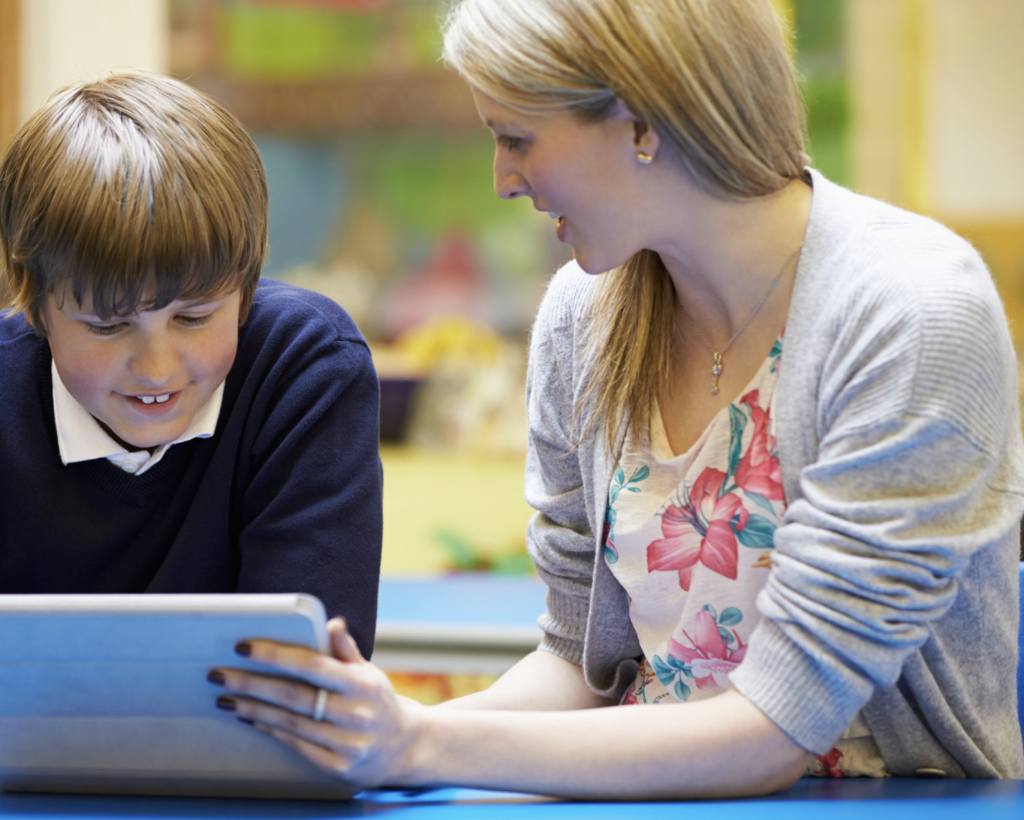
top-left (21, 305), bottom-right (48, 338)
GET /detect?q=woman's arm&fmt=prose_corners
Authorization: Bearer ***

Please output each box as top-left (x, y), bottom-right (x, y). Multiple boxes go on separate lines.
top-left (409, 687), bottom-right (811, 799)
top-left (435, 649), bottom-right (616, 711)
top-left (213, 619), bottom-right (813, 799)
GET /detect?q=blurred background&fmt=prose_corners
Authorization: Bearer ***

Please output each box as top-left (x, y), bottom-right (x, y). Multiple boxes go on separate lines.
top-left (1, 0), bottom-right (1022, 698)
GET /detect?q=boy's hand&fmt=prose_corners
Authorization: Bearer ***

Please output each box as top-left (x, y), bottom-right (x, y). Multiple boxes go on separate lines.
top-left (208, 617), bottom-right (424, 789)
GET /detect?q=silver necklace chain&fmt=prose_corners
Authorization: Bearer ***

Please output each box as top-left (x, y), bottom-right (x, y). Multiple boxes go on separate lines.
top-left (682, 244), bottom-right (803, 395)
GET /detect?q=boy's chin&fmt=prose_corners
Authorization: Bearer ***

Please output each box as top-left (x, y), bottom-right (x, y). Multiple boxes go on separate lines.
top-left (98, 419), bottom-right (175, 454)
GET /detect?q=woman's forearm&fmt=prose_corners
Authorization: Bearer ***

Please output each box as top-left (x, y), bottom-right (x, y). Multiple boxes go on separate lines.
top-left (436, 650), bottom-right (616, 711)
top-left (215, 625), bottom-right (813, 799)
top-left (404, 688), bottom-right (813, 799)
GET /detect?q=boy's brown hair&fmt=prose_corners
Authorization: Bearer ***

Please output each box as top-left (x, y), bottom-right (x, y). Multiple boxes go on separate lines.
top-left (0, 72), bottom-right (268, 333)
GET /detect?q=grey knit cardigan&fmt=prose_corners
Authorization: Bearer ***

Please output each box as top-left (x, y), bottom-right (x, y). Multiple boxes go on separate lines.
top-left (523, 170), bottom-right (1024, 778)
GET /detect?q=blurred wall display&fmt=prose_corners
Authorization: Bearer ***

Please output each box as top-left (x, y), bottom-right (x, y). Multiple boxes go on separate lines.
top-left (170, 0), bottom-right (550, 583)
top-left (170, 0), bottom-right (569, 348)
top-left (791, 0), bottom-right (849, 186)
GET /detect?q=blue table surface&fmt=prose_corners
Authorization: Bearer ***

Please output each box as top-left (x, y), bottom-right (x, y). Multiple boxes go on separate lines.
top-left (1, 778), bottom-right (1022, 819)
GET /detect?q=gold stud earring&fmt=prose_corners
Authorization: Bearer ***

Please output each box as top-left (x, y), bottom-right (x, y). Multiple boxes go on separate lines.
top-left (636, 151), bottom-right (654, 165)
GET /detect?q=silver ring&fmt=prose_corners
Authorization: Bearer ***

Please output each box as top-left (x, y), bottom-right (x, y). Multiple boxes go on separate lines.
top-left (312, 687), bottom-right (329, 722)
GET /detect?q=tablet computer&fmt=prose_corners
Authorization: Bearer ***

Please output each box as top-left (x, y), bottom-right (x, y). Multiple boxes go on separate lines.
top-left (0, 593), bottom-right (353, 800)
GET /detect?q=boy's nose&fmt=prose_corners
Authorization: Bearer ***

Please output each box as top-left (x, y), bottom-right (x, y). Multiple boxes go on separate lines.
top-left (129, 337), bottom-right (179, 386)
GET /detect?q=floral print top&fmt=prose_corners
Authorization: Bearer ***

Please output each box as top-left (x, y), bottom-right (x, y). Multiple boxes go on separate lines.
top-left (604, 335), bottom-right (887, 778)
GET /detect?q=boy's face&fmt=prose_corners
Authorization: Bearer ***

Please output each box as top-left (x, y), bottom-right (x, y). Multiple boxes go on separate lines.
top-left (40, 288), bottom-right (242, 451)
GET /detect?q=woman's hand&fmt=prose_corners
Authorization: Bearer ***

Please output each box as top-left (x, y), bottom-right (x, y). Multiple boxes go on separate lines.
top-left (208, 617), bottom-right (424, 790)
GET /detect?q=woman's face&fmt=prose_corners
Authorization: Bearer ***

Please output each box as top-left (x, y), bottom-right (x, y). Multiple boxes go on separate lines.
top-left (471, 88), bottom-right (656, 275)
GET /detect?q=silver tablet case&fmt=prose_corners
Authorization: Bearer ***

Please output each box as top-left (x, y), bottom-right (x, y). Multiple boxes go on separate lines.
top-left (0, 593), bottom-right (353, 800)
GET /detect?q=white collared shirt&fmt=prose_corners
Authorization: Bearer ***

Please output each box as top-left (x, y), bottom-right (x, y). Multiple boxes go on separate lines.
top-left (51, 361), bottom-right (224, 476)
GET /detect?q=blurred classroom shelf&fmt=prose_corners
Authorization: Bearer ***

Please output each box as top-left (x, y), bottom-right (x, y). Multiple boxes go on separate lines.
top-left (375, 573), bottom-right (547, 704)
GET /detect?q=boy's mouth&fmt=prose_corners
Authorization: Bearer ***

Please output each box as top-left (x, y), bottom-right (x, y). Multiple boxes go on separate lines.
top-left (127, 391), bottom-right (181, 413)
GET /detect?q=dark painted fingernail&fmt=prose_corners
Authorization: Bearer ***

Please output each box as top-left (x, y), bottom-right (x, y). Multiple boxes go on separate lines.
top-left (238, 717), bottom-right (255, 726)
top-left (207, 670), bottom-right (226, 687)
top-left (216, 696), bottom-right (237, 712)
top-left (235, 641), bottom-right (252, 657)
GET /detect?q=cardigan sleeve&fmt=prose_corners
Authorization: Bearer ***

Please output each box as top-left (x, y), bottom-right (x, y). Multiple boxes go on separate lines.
top-left (730, 240), bottom-right (1024, 756)
top-left (523, 268), bottom-right (601, 666)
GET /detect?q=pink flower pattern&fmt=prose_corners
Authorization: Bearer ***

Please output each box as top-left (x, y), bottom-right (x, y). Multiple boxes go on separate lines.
top-left (734, 389), bottom-right (785, 501)
top-left (668, 609), bottom-right (748, 689)
top-left (646, 467), bottom-right (748, 590)
top-left (643, 384), bottom-right (784, 590)
top-left (606, 337), bottom-right (807, 734)
top-left (811, 748), bottom-right (846, 778)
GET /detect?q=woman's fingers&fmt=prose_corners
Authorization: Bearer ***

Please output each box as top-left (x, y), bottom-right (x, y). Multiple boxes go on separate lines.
top-left (227, 619), bottom-right (365, 688)
top-left (252, 721), bottom-right (357, 779)
top-left (213, 668), bottom-right (314, 713)
top-left (219, 696), bottom-right (372, 779)
top-left (234, 637), bottom-right (333, 680)
top-left (328, 617), bottom-right (366, 664)
top-left (217, 689), bottom-right (368, 738)
top-left (208, 619), bottom-right (420, 788)
top-left (210, 654), bottom-right (402, 736)
top-left (211, 663), bottom-right (376, 716)
top-left (213, 673), bottom-right (419, 788)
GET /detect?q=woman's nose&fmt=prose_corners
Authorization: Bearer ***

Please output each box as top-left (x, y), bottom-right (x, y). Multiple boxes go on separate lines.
top-left (494, 155), bottom-right (528, 201)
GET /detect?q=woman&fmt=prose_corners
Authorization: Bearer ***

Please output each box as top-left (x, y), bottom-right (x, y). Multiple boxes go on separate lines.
top-left (210, 0), bottom-right (1024, 798)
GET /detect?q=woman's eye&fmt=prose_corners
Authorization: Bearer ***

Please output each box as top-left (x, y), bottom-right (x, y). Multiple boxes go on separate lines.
top-left (177, 313), bottom-right (212, 327)
top-left (498, 135), bottom-right (527, 153)
top-left (86, 322), bottom-right (127, 336)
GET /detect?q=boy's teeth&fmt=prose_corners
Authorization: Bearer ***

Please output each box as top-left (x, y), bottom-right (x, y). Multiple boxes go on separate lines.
top-left (139, 395), bottom-right (170, 405)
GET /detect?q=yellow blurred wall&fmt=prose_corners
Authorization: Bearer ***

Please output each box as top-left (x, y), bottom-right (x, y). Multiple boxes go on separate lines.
top-left (379, 446), bottom-right (533, 575)
top-left (848, 0), bottom-right (1024, 334)
top-left (6, 0), bottom-right (168, 128)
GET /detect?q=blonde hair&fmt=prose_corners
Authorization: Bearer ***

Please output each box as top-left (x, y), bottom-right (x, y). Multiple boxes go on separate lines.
top-left (0, 72), bottom-right (268, 334)
top-left (443, 0), bottom-right (808, 450)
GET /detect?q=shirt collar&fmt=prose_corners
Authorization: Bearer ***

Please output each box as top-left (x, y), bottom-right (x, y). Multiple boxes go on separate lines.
top-left (51, 360), bottom-right (224, 476)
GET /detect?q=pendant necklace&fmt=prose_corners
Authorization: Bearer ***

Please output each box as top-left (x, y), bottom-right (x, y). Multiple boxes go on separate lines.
top-left (682, 244), bottom-right (803, 395)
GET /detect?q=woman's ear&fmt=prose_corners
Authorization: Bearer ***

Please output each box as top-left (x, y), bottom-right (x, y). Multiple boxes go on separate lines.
top-left (609, 98), bottom-right (661, 164)
top-left (632, 119), bottom-right (661, 164)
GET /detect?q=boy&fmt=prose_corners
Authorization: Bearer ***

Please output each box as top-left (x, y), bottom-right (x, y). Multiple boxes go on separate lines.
top-left (0, 73), bottom-right (382, 658)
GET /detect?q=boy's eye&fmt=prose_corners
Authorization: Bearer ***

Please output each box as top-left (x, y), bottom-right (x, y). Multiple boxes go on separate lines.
top-left (177, 313), bottom-right (212, 327)
top-left (86, 322), bottom-right (128, 336)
